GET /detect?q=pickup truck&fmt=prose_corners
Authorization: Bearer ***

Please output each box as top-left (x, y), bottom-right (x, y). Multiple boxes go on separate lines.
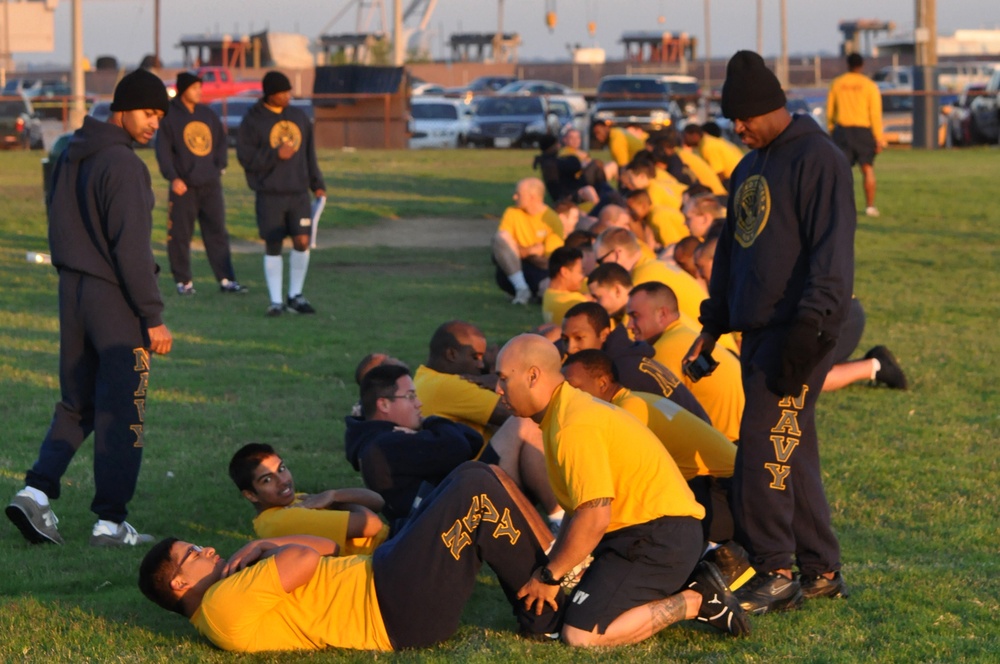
top-left (589, 74), bottom-right (700, 144)
top-left (165, 67), bottom-right (261, 103)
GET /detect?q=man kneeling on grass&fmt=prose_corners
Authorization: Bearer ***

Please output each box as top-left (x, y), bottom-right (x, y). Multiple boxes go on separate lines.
top-left (139, 463), bottom-right (566, 652)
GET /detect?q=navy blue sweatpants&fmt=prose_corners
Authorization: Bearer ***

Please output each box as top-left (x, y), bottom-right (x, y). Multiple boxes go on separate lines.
top-left (26, 271), bottom-right (150, 523)
top-left (166, 180), bottom-right (235, 285)
top-left (731, 328), bottom-right (841, 577)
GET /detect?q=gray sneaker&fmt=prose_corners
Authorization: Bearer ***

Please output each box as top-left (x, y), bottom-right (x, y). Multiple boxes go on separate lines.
top-left (89, 520), bottom-right (155, 547)
top-left (5, 490), bottom-right (64, 545)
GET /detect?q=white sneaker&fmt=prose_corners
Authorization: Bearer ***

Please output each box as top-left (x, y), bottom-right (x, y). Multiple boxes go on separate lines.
top-left (511, 288), bottom-right (532, 305)
top-left (89, 520), bottom-right (155, 547)
top-left (865, 206), bottom-right (880, 217)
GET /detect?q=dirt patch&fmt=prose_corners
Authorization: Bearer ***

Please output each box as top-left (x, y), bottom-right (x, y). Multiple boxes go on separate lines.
top-left (223, 217), bottom-right (495, 254)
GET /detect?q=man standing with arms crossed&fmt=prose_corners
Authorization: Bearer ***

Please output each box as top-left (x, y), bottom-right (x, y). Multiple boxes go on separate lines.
top-left (6, 69), bottom-right (173, 547)
top-left (238, 71), bottom-right (325, 316)
top-left (156, 71), bottom-right (246, 296)
top-left (685, 51), bottom-right (853, 614)
top-left (827, 52), bottom-right (884, 217)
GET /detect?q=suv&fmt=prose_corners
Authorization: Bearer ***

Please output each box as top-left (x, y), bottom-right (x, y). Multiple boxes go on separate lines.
top-left (968, 67), bottom-right (1000, 144)
top-left (0, 93), bottom-right (44, 150)
top-left (590, 74), bottom-right (699, 137)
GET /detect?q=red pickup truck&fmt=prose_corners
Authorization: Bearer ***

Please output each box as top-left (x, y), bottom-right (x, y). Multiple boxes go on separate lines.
top-left (166, 67), bottom-right (261, 103)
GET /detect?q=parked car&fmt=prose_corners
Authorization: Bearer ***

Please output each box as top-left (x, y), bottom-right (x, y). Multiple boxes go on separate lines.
top-left (590, 74), bottom-right (696, 139)
top-left (968, 67), bottom-right (1000, 144)
top-left (879, 83), bottom-right (948, 147)
top-left (466, 95), bottom-right (561, 148)
top-left (408, 97), bottom-right (473, 149)
top-left (443, 75), bottom-right (519, 102)
top-left (410, 77), bottom-right (446, 96)
top-left (945, 83), bottom-right (989, 146)
top-left (0, 93), bottom-right (44, 150)
top-left (496, 79), bottom-right (588, 118)
top-left (209, 96), bottom-right (313, 147)
top-left (88, 100), bottom-right (112, 123)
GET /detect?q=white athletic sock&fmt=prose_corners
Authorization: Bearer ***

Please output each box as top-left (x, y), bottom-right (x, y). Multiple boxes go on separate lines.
top-left (264, 254), bottom-right (283, 304)
top-left (288, 249), bottom-right (310, 298)
top-left (96, 519), bottom-right (120, 532)
top-left (870, 358), bottom-right (881, 381)
top-left (508, 270), bottom-right (529, 292)
top-left (22, 486), bottom-right (48, 506)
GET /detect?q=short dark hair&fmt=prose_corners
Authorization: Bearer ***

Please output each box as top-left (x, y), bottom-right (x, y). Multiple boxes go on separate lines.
top-left (682, 123), bottom-right (704, 138)
top-left (548, 246), bottom-right (583, 279)
top-left (847, 52), bottom-right (864, 69)
top-left (229, 443), bottom-right (276, 492)
top-left (629, 280), bottom-right (679, 314)
top-left (588, 262), bottom-right (632, 289)
top-left (428, 320), bottom-right (481, 363)
top-left (626, 156), bottom-right (656, 179)
top-left (701, 121), bottom-right (722, 137)
top-left (564, 229), bottom-right (596, 250)
top-left (138, 537), bottom-right (183, 614)
top-left (354, 353), bottom-right (388, 386)
top-left (361, 363), bottom-right (411, 419)
top-left (564, 348), bottom-right (618, 382)
top-left (563, 301), bottom-right (611, 334)
top-left (625, 188), bottom-right (652, 206)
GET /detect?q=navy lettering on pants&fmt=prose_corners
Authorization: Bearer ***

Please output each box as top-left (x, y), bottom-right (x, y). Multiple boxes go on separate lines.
top-left (731, 328), bottom-right (841, 577)
top-left (373, 462), bottom-right (564, 649)
top-left (26, 271), bottom-right (149, 523)
top-left (166, 180), bottom-right (235, 284)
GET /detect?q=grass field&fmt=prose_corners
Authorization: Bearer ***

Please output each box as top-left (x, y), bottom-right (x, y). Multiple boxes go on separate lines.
top-left (0, 145), bottom-right (997, 663)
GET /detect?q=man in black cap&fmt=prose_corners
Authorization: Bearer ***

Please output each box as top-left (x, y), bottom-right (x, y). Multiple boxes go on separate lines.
top-left (6, 69), bottom-right (173, 547)
top-left (156, 71), bottom-right (246, 296)
top-left (237, 70), bottom-right (325, 316)
top-left (683, 50), bottom-right (854, 614)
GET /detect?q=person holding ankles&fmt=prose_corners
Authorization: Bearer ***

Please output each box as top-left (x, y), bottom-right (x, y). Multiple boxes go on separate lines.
top-left (492, 178), bottom-right (564, 304)
top-left (228, 443), bottom-right (387, 555)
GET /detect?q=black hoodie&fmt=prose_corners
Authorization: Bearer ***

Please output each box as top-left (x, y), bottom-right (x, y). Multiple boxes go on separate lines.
top-left (236, 100), bottom-right (325, 195)
top-left (48, 116), bottom-right (164, 327)
top-left (343, 415), bottom-right (484, 522)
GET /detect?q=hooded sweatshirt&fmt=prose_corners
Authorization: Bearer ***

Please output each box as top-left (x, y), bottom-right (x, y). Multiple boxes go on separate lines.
top-left (343, 415), bottom-right (484, 522)
top-left (48, 116), bottom-right (164, 326)
top-left (236, 100), bottom-right (325, 195)
top-left (701, 115), bottom-right (855, 339)
top-left (155, 96), bottom-right (228, 187)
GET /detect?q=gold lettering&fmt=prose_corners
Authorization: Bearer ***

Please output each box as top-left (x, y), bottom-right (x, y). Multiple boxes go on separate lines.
top-left (770, 435), bottom-right (799, 463)
top-left (492, 507), bottom-right (521, 545)
top-left (770, 410), bottom-right (802, 436)
top-left (133, 398), bottom-right (146, 423)
top-left (133, 347), bottom-right (150, 372)
top-left (479, 493), bottom-right (500, 523)
top-left (639, 358), bottom-right (680, 397)
top-left (134, 372), bottom-right (149, 398)
top-left (130, 424), bottom-right (144, 448)
top-left (461, 496), bottom-right (482, 532)
top-left (778, 386), bottom-right (808, 410)
top-left (764, 462), bottom-right (791, 490)
top-left (441, 519), bottom-right (472, 561)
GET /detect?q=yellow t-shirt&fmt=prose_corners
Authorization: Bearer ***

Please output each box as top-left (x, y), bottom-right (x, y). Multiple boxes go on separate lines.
top-left (253, 496), bottom-right (389, 556)
top-left (542, 288), bottom-right (590, 325)
top-left (827, 71), bottom-right (884, 142)
top-left (655, 167), bottom-right (689, 196)
top-left (607, 127), bottom-right (648, 167)
top-left (678, 149), bottom-right (727, 195)
top-left (497, 206), bottom-right (564, 254)
top-left (540, 382), bottom-right (703, 532)
top-left (649, 205), bottom-right (689, 246)
top-left (650, 319), bottom-right (744, 443)
top-left (612, 387), bottom-right (736, 480)
top-left (191, 555), bottom-right (392, 652)
top-left (413, 365), bottom-right (499, 441)
top-left (646, 179), bottom-right (683, 212)
top-left (631, 257), bottom-right (706, 324)
top-left (697, 134), bottom-right (744, 180)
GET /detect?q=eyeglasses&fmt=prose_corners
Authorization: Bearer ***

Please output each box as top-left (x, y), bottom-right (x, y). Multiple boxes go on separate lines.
top-left (596, 248), bottom-right (616, 265)
top-left (178, 544), bottom-right (203, 569)
top-left (384, 391), bottom-right (419, 402)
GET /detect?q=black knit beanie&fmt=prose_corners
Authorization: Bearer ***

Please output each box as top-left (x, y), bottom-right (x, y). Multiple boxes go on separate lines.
top-left (175, 71), bottom-right (201, 98)
top-left (720, 50), bottom-right (786, 120)
top-left (110, 69), bottom-right (170, 113)
top-left (262, 71), bottom-right (292, 97)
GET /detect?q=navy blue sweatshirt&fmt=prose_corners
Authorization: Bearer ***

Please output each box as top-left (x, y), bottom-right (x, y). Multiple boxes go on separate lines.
top-left (701, 115), bottom-right (855, 339)
top-left (236, 100), bottom-right (325, 194)
top-left (155, 97), bottom-right (227, 186)
top-left (48, 116), bottom-right (164, 327)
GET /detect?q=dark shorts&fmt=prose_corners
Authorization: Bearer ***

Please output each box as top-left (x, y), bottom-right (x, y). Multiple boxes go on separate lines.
top-left (255, 191), bottom-right (312, 244)
top-left (563, 515), bottom-right (703, 633)
top-left (831, 297), bottom-right (866, 365)
top-left (832, 126), bottom-right (877, 167)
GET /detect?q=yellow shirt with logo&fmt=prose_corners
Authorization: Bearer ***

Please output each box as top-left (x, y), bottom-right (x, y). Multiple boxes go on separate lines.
top-left (540, 382), bottom-right (703, 532)
top-left (650, 319), bottom-right (744, 442)
top-left (612, 387), bottom-right (736, 480)
top-left (191, 555), bottom-right (392, 652)
top-left (253, 495), bottom-right (389, 556)
top-left (542, 288), bottom-right (590, 325)
top-left (631, 257), bottom-right (706, 324)
top-left (678, 149), bottom-right (727, 195)
top-left (497, 206), bottom-right (564, 255)
top-left (697, 134), bottom-right (744, 180)
top-left (413, 365), bottom-right (499, 441)
top-left (827, 71), bottom-right (884, 142)
top-left (607, 127), bottom-right (648, 167)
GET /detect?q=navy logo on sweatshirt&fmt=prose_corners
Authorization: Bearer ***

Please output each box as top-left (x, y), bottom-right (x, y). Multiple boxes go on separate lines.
top-left (183, 121), bottom-right (212, 157)
top-left (734, 174), bottom-right (771, 248)
top-left (269, 120), bottom-right (302, 152)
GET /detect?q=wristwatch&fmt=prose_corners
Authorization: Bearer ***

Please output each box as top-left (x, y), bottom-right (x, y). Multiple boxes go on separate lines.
top-left (538, 566), bottom-right (563, 586)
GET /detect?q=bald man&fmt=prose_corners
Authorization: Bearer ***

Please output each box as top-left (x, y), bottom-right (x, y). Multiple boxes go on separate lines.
top-left (492, 178), bottom-right (564, 305)
top-left (494, 334), bottom-right (748, 647)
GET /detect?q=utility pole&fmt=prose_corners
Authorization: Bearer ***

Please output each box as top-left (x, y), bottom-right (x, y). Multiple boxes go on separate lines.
top-left (703, 0), bottom-right (710, 87)
top-left (154, 0), bottom-right (160, 66)
top-left (393, 0), bottom-right (404, 65)
top-left (913, 0), bottom-right (938, 148)
top-left (778, 0), bottom-right (788, 87)
top-left (70, 0), bottom-right (85, 129)
top-left (756, 0), bottom-right (763, 55)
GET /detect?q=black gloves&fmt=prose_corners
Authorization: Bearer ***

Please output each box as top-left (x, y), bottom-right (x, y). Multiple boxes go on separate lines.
top-left (767, 318), bottom-right (836, 397)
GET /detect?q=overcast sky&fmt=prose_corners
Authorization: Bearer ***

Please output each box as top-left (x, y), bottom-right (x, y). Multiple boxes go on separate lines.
top-left (13, 0), bottom-right (1000, 69)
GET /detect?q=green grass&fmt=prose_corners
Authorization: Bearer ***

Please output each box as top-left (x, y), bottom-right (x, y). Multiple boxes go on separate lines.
top-left (0, 146), bottom-right (998, 662)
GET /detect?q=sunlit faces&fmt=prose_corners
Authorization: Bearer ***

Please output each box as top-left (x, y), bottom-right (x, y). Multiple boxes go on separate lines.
top-left (120, 108), bottom-right (165, 144)
top-left (494, 353), bottom-right (533, 417)
top-left (626, 289), bottom-right (668, 342)
top-left (181, 81), bottom-right (203, 106)
top-left (246, 454), bottom-right (296, 509)
top-left (588, 281), bottom-right (629, 318)
top-left (171, 541), bottom-right (223, 587)
top-left (561, 258), bottom-right (586, 292)
top-left (267, 90), bottom-right (292, 109)
top-left (562, 361), bottom-right (604, 398)
top-left (561, 314), bottom-right (609, 355)
top-left (451, 330), bottom-right (488, 375)
top-left (381, 375), bottom-right (423, 430)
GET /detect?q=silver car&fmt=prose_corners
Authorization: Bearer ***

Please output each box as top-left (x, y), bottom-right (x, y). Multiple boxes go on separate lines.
top-left (408, 97), bottom-right (473, 149)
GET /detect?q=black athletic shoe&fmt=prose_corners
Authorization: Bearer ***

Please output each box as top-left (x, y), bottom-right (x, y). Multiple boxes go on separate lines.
top-left (687, 561), bottom-right (751, 637)
top-left (265, 303), bottom-right (285, 317)
top-left (219, 279), bottom-right (248, 294)
top-left (286, 294), bottom-right (316, 314)
top-left (704, 541), bottom-right (756, 591)
top-left (800, 571), bottom-right (849, 600)
top-left (735, 571), bottom-right (803, 615)
top-left (865, 345), bottom-right (908, 389)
